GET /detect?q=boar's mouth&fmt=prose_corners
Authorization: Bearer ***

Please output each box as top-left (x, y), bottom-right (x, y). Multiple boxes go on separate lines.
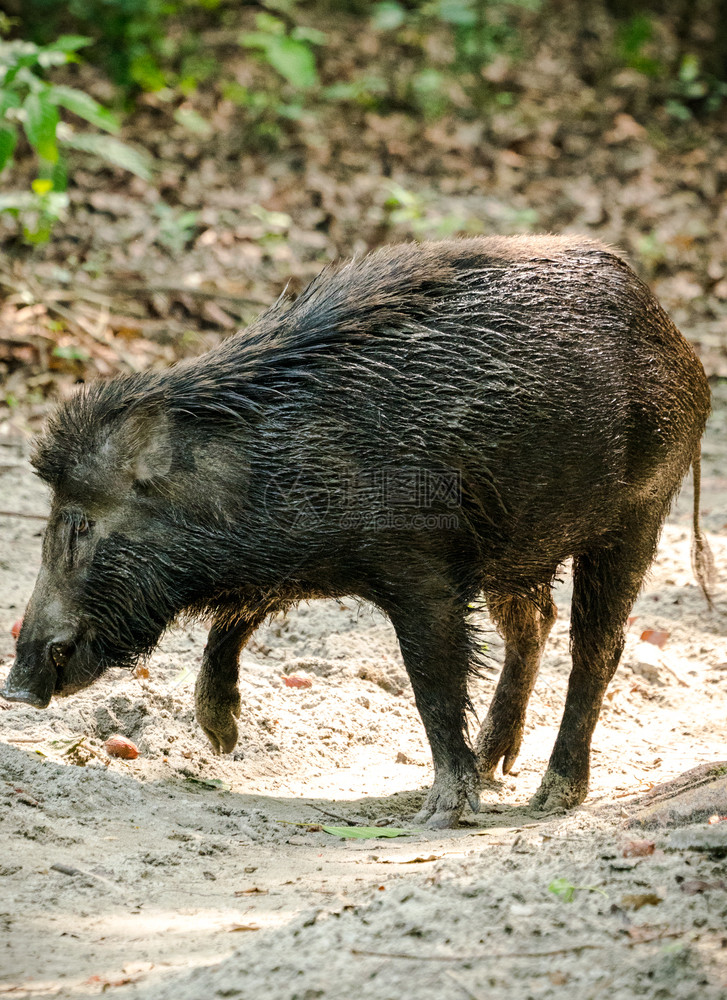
top-left (50, 640), bottom-right (74, 693)
top-left (0, 685), bottom-right (52, 709)
top-left (0, 635), bottom-right (106, 709)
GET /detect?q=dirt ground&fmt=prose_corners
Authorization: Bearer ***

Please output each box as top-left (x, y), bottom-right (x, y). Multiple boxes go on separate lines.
top-left (0, 382), bottom-right (726, 1000)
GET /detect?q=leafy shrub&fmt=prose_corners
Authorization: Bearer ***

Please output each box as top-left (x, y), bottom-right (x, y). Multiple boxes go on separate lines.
top-left (17, 0), bottom-right (223, 94)
top-left (0, 33), bottom-right (151, 242)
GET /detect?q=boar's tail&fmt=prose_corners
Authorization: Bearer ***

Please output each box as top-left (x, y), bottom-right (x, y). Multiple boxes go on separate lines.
top-left (690, 446), bottom-right (716, 608)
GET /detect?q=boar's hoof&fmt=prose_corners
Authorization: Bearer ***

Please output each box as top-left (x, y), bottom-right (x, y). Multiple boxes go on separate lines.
top-left (200, 719), bottom-right (239, 756)
top-left (195, 688), bottom-right (241, 755)
top-left (476, 722), bottom-right (524, 781)
top-left (414, 770), bottom-right (481, 829)
top-left (529, 769), bottom-right (588, 812)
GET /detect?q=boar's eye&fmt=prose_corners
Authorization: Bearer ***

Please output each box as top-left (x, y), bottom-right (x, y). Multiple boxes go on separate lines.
top-left (75, 516), bottom-right (94, 538)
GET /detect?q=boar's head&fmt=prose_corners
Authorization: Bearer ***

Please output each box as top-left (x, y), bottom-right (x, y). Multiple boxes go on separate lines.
top-left (2, 384), bottom-right (224, 708)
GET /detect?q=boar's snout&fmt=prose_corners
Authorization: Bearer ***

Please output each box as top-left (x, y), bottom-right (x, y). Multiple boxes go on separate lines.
top-left (1, 635), bottom-right (60, 708)
top-left (2, 609), bottom-right (84, 708)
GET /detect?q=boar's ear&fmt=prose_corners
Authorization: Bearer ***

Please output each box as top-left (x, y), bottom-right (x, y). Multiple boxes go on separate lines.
top-left (103, 405), bottom-right (173, 485)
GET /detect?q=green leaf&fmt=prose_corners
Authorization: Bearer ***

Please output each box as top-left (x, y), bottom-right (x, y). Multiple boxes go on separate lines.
top-left (61, 131), bottom-right (152, 180)
top-left (48, 85), bottom-right (119, 133)
top-left (240, 31), bottom-right (274, 50)
top-left (265, 37), bottom-right (318, 88)
top-left (436, 0), bottom-right (478, 27)
top-left (0, 90), bottom-right (21, 119)
top-left (173, 106), bottom-right (213, 138)
top-left (31, 177), bottom-right (53, 194)
top-left (321, 825), bottom-right (410, 839)
top-left (371, 2), bottom-right (406, 30)
top-left (129, 52), bottom-right (167, 93)
top-left (665, 99), bottom-right (692, 121)
top-left (0, 44), bottom-right (41, 86)
top-left (291, 26), bottom-right (327, 46)
top-left (254, 12), bottom-right (286, 35)
top-left (548, 877), bottom-right (608, 902)
top-left (679, 53), bottom-right (701, 83)
top-left (51, 156), bottom-right (68, 192)
top-left (44, 35), bottom-right (92, 54)
top-left (548, 877), bottom-right (577, 902)
top-left (23, 91), bottom-right (58, 161)
top-left (52, 344), bottom-right (90, 361)
top-left (35, 35), bottom-right (92, 69)
top-left (0, 126), bottom-right (16, 171)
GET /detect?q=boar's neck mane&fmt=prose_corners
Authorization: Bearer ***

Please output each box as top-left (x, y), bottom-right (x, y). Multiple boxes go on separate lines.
top-left (167, 239), bottom-right (483, 421)
top-left (33, 235), bottom-right (613, 480)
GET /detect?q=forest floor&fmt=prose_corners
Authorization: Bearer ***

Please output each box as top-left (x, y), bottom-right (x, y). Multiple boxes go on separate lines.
top-left (1, 7), bottom-right (727, 997)
top-left (0, 383), bottom-right (725, 1000)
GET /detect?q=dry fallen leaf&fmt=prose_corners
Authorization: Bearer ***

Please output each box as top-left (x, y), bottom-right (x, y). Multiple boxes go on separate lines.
top-left (549, 971), bottom-right (569, 986)
top-left (621, 893), bottom-right (663, 910)
top-left (680, 878), bottom-right (727, 895)
top-left (229, 923), bottom-right (260, 932)
top-left (622, 839), bottom-right (655, 858)
top-left (85, 975), bottom-right (137, 987)
top-left (626, 925), bottom-right (665, 942)
top-left (380, 854), bottom-right (444, 865)
top-left (11, 618), bottom-right (22, 640)
top-left (282, 675), bottom-right (313, 689)
top-left (640, 629), bottom-right (670, 649)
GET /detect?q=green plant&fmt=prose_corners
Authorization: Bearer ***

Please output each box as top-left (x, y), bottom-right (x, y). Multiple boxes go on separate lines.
top-left (666, 53), bottom-right (727, 120)
top-left (370, 0), bottom-right (539, 115)
top-left (152, 201), bottom-right (199, 253)
top-left (373, 0), bottom-right (540, 72)
top-left (0, 32), bottom-right (151, 242)
top-left (615, 17), bottom-right (727, 120)
top-left (241, 13), bottom-right (326, 90)
top-left (382, 182), bottom-right (481, 239)
top-left (18, 0), bottom-right (226, 95)
top-left (548, 878), bottom-right (608, 903)
top-left (616, 14), bottom-right (661, 77)
top-left (321, 75), bottom-right (388, 109)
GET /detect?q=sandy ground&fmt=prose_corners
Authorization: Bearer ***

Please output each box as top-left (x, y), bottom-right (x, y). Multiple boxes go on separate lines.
top-left (0, 383), bottom-right (726, 1000)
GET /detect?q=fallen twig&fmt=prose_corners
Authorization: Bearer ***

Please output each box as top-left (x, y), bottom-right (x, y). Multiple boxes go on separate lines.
top-left (0, 511), bottom-right (48, 521)
top-left (309, 803), bottom-right (359, 826)
top-left (77, 281), bottom-right (266, 309)
top-left (351, 942), bottom-right (612, 962)
top-left (43, 300), bottom-right (113, 348)
top-left (50, 863), bottom-right (121, 893)
top-left (352, 930), bottom-right (686, 964)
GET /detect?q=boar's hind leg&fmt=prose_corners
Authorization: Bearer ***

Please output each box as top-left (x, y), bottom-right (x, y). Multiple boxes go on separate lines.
top-left (475, 587), bottom-right (557, 780)
top-left (195, 606), bottom-right (270, 754)
top-left (386, 594), bottom-right (480, 829)
top-left (531, 512), bottom-right (663, 812)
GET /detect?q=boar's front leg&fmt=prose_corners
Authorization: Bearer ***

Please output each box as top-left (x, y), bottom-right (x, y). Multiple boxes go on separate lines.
top-left (195, 605), bottom-right (270, 754)
top-left (385, 590), bottom-right (480, 829)
top-left (476, 586), bottom-right (557, 779)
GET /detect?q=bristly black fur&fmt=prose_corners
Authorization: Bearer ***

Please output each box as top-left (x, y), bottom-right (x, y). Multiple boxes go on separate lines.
top-left (12, 235), bottom-right (714, 826)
